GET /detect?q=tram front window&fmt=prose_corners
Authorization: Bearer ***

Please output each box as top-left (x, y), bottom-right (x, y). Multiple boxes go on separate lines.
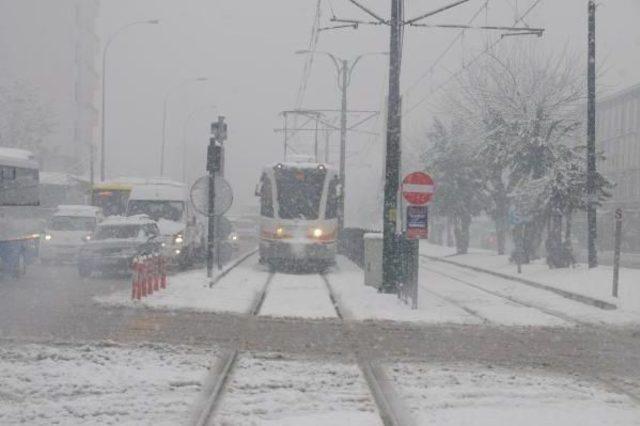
top-left (275, 168), bottom-right (325, 220)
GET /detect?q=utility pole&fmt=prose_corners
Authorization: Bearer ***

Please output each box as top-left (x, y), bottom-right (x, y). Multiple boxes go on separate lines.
top-left (339, 60), bottom-right (348, 231)
top-left (332, 0), bottom-right (544, 292)
top-left (586, 0), bottom-right (598, 268)
top-left (381, 0), bottom-right (403, 293)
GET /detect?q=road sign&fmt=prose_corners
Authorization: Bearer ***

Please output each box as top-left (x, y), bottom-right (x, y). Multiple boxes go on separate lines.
top-left (615, 208), bottom-right (623, 221)
top-left (406, 205), bottom-right (429, 239)
top-left (402, 172), bottom-right (434, 205)
top-left (508, 205), bottom-right (530, 226)
top-left (190, 175), bottom-right (233, 217)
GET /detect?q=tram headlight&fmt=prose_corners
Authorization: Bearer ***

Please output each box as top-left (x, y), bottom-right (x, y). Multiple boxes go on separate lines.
top-left (312, 228), bottom-right (323, 238)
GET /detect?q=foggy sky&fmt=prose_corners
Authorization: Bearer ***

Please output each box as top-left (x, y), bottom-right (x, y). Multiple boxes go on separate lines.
top-left (25, 1), bottom-right (640, 223)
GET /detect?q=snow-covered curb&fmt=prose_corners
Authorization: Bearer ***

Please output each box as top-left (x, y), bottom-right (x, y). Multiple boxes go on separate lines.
top-left (421, 241), bottom-right (640, 314)
top-left (94, 251), bottom-right (265, 315)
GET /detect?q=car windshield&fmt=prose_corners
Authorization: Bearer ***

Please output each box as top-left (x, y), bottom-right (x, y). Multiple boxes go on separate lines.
top-left (48, 216), bottom-right (96, 231)
top-left (94, 224), bottom-right (142, 240)
top-left (127, 200), bottom-right (184, 222)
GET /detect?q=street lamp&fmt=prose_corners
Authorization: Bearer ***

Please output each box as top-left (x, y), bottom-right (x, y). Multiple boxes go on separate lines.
top-left (295, 50), bottom-right (387, 231)
top-left (100, 19), bottom-right (159, 182)
top-left (159, 77), bottom-right (208, 177)
top-left (181, 105), bottom-right (217, 183)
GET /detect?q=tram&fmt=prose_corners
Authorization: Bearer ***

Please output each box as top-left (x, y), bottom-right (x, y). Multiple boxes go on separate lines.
top-left (257, 160), bottom-right (340, 268)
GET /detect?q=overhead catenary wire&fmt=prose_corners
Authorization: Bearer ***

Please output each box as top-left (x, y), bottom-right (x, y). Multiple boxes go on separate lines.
top-left (403, 0), bottom-right (544, 117)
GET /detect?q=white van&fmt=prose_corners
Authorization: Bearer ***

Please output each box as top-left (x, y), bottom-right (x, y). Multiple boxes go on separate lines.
top-left (40, 205), bottom-right (103, 264)
top-left (125, 182), bottom-right (203, 267)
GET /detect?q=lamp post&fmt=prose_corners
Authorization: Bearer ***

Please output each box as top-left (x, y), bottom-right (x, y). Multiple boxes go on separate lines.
top-left (159, 77), bottom-right (208, 177)
top-left (181, 105), bottom-right (217, 183)
top-left (295, 50), bottom-right (387, 231)
top-left (100, 19), bottom-right (159, 182)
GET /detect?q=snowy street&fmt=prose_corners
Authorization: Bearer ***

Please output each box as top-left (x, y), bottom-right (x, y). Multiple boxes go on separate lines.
top-left (2, 247), bottom-right (640, 424)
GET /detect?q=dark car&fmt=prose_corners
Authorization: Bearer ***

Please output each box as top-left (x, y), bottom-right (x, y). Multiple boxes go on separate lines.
top-left (77, 215), bottom-right (161, 277)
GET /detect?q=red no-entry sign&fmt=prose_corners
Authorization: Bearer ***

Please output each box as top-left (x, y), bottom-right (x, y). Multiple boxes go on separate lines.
top-left (402, 172), bottom-right (434, 205)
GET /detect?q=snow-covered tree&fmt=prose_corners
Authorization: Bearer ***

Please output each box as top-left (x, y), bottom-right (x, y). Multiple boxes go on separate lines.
top-left (423, 119), bottom-right (485, 254)
top-left (443, 42), bottom-right (587, 261)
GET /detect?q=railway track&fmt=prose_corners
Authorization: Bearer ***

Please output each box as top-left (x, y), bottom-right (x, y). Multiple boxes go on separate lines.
top-left (191, 262), bottom-right (413, 426)
top-left (420, 259), bottom-right (589, 327)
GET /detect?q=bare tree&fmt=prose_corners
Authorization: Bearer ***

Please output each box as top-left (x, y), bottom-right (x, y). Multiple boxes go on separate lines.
top-left (0, 81), bottom-right (56, 153)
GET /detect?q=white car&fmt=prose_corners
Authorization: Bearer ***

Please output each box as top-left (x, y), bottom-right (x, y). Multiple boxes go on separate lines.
top-left (40, 205), bottom-right (103, 264)
top-left (125, 182), bottom-right (204, 268)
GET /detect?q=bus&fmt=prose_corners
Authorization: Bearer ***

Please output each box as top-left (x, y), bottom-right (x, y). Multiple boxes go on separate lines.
top-left (0, 147), bottom-right (41, 277)
top-left (91, 177), bottom-right (184, 217)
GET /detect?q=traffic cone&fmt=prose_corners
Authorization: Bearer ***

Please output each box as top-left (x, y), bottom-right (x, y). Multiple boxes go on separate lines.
top-left (140, 256), bottom-right (148, 297)
top-left (160, 255), bottom-right (167, 289)
top-left (146, 256), bottom-right (154, 295)
top-left (153, 253), bottom-right (160, 292)
top-left (131, 256), bottom-right (138, 300)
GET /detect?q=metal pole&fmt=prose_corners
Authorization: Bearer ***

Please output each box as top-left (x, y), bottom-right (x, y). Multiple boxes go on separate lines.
top-left (206, 170), bottom-right (215, 278)
top-left (100, 46), bottom-right (107, 182)
top-left (587, 0), bottom-right (598, 268)
top-left (381, 0), bottom-right (403, 293)
top-left (612, 208), bottom-right (622, 297)
top-left (160, 93), bottom-right (170, 177)
top-left (339, 60), bottom-right (348, 231)
top-left (314, 115), bottom-right (320, 162)
top-left (283, 113), bottom-right (288, 161)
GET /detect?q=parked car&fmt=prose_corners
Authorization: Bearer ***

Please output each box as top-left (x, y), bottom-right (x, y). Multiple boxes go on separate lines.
top-left (40, 205), bottom-right (103, 264)
top-left (77, 215), bottom-right (161, 277)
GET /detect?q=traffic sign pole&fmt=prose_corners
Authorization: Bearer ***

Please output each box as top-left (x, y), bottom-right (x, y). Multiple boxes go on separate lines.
top-left (612, 208), bottom-right (622, 297)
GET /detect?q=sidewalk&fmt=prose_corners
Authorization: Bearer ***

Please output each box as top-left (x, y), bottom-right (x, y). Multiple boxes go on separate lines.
top-left (420, 241), bottom-right (640, 314)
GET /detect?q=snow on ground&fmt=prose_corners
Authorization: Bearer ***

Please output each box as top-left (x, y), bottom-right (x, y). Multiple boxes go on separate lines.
top-left (422, 259), bottom-right (640, 325)
top-left (421, 241), bottom-right (640, 316)
top-left (0, 342), bottom-right (212, 425)
top-left (387, 362), bottom-right (640, 426)
top-left (212, 353), bottom-right (382, 425)
top-left (328, 257), bottom-right (480, 324)
top-left (95, 254), bottom-right (267, 314)
top-left (258, 273), bottom-right (337, 319)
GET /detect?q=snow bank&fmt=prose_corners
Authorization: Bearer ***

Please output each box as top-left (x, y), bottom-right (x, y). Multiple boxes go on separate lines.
top-left (421, 241), bottom-right (640, 316)
top-left (213, 353), bottom-right (381, 425)
top-left (328, 256), bottom-right (480, 324)
top-left (0, 342), bottom-right (212, 425)
top-left (387, 362), bottom-right (640, 426)
top-left (95, 253), bottom-right (267, 314)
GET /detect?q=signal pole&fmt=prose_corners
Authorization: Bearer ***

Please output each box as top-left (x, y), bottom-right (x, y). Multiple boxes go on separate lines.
top-left (586, 0), bottom-right (598, 268)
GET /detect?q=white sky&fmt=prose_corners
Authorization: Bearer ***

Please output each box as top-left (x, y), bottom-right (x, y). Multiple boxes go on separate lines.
top-left (97, 0), bottom-right (639, 222)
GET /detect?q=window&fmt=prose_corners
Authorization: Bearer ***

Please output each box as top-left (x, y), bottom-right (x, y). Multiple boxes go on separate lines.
top-left (127, 200), bottom-right (184, 222)
top-left (325, 176), bottom-right (340, 219)
top-left (1, 166), bottom-right (16, 181)
top-left (275, 167), bottom-right (325, 220)
top-left (260, 173), bottom-right (274, 218)
top-left (49, 216), bottom-right (96, 231)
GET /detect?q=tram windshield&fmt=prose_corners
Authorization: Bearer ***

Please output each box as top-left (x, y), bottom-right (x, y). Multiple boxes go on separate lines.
top-left (275, 167), bottom-right (325, 220)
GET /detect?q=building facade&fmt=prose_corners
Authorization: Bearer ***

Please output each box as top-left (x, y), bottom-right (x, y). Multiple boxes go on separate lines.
top-left (0, 0), bottom-right (100, 177)
top-left (595, 83), bottom-right (640, 251)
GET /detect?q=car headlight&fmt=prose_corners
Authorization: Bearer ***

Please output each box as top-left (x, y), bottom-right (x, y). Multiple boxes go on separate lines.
top-left (229, 232), bottom-right (238, 242)
top-left (174, 234), bottom-right (184, 244)
top-left (44, 234), bottom-right (52, 241)
top-left (275, 227), bottom-right (285, 238)
top-left (312, 228), bottom-right (323, 238)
